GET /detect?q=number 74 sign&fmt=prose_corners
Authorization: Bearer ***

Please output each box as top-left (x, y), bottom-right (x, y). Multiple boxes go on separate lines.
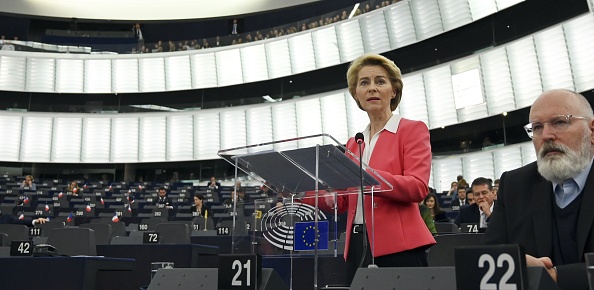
top-left (455, 244), bottom-right (528, 290)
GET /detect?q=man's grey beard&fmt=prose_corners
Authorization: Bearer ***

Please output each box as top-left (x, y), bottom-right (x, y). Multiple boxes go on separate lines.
top-left (537, 132), bottom-right (592, 184)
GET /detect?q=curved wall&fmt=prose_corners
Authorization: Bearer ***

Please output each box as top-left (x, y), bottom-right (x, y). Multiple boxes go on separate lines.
top-left (0, 0), bottom-right (522, 94)
top-left (0, 0), bottom-right (321, 21)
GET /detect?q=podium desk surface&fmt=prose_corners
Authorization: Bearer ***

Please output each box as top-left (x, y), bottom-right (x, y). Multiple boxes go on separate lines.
top-left (0, 256), bottom-right (135, 290)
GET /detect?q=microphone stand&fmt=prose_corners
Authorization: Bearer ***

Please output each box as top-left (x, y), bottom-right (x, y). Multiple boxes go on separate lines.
top-left (355, 133), bottom-right (370, 270)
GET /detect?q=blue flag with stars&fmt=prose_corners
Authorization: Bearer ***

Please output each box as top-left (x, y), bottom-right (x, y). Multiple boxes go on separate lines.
top-left (293, 220), bottom-right (329, 251)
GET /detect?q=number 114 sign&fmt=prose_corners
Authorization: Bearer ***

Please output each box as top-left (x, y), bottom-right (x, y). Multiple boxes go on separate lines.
top-left (455, 244), bottom-right (528, 290)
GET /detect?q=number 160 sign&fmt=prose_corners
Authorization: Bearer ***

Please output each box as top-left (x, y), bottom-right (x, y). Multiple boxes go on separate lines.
top-left (455, 244), bottom-right (528, 290)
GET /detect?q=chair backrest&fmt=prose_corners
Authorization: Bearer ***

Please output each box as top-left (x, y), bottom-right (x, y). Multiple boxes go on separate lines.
top-left (0, 224), bottom-right (30, 243)
top-left (0, 232), bottom-right (9, 246)
top-left (217, 219), bottom-right (248, 236)
top-left (110, 235), bottom-right (143, 245)
top-left (36, 221), bottom-right (65, 237)
top-left (103, 221), bottom-right (127, 237)
top-left (155, 223), bottom-right (190, 244)
top-left (47, 228), bottom-right (97, 256)
top-left (427, 233), bottom-right (484, 266)
top-left (80, 223), bottom-right (113, 245)
top-left (434, 222), bottom-right (460, 234)
top-left (142, 217), bottom-right (167, 231)
top-left (192, 217), bottom-right (215, 230)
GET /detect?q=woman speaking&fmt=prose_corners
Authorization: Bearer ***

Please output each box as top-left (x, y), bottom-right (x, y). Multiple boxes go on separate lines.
top-left (307, 53), bottom-right (435, 283)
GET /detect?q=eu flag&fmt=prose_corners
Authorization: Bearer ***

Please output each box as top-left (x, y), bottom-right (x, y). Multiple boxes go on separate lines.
top-left (293, 220), bottom-right (329, 251)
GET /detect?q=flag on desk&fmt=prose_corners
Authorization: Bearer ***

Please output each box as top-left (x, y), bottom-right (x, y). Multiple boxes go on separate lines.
top-left (112, 213), bottom-right (119, 223)
top-left (67, 212), bottom-right (74, 223)
top-left (293, 220), bottom-right (329, 251)
top-left (58, 192), bottom-right (64, 198)
top-left (18, 213), bottom-right (25, 220)
top-left (127, 204), bottom-right (132, 213)
top-left (85, 204), bottom-right (92, 212)
top-left (45, 204), bottom-right (50, 212)
top-left (23, 196), bottom-right (30, 204)
top-left (100, 197), bottom-right (105, 205)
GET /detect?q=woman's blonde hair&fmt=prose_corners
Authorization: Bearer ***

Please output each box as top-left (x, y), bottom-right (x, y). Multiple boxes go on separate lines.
top-left (346, 53), bottom-right (403, 111)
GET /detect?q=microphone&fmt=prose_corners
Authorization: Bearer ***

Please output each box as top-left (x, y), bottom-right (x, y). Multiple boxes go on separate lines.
top-left (355, 133), bottom-right (364, 144)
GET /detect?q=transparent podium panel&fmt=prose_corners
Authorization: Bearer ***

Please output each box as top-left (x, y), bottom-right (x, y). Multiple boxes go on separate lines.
top-left (217, 134), bottom-right (393, 289)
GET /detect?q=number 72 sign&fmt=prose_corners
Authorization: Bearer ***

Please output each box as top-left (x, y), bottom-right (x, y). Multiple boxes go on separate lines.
top-left (455, 244), bottom-right (528, 290)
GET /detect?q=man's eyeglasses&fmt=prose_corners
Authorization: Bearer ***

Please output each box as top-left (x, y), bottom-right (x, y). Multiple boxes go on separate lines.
top-left (524, 114), bottom-right (590, 139)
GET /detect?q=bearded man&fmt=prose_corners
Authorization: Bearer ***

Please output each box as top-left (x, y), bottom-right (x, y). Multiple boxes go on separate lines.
top-left (484, 89), bottom-right (594, 290)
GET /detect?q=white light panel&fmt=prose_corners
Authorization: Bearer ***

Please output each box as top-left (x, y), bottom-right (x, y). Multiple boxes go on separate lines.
top-left (438, 0), bottom-right (472, 31)
top-left (312, 27), bottom-right (341, 69)
top-left (165, 55), bottom-right (192, 91)
top-left (0, 114), bottom-right (22, 161)
top-left (20, 116), bottom-right (53, 162)
top-left (111, 117), bottom-right (139, 162)
top-left (139, 57), bottom-right (166, 92)
top-left (360, 12), bottom-right (391, 53)
top-left (288, 33), bottom-right (316, 74)
top-left (0, 56), bottom-right (26, 91)
top-left (493, 145), bottom-right (522, 180)
top-left (565, 15), bottom-right (594, 92)
top-left (216, 49), bottom-right (243, 87)
top-left (84, 59), bottom-right (112, 93)
top-left (336, 20), bottom-right (365, 63)
top-left (507, 37), bottom-right (542, 108)
top-left (194, 111), bottom-right (220, 160)
top-left (520, 142), bottom-right (537, 166)
top-left (344, 91), bottom-right (369, 138)
top-left (386, 1), bottom-right (418, 48)
top-left (481, 47), bottom-right (516, 114)
top-left (432, 157), bottom-right (463, 192)
top-left (55, 59), bottom-right (84, 93)
top-left (240, 44), bottom-right (269, 83)
top-left (534, 26), bottom-right (574, 91)
top-left (400, 74), bottom-right (429, 125)
top-left (220, 109), bottom-right (247, 152)
top-left (246, 106), bottom-right (274, 152)
top-left (81, 117), bottom-right (111, 163)
top-left (265, 39), bottom-right (292, 78)
top-left (26, 58), bottom-right (55, 92)
top-left (139, 116), bottom-right (166, 162)
top-left (191, 53), bottom-right (218, 89)
top-left (411, 0), bottom-right (444, 40)
top-left (167, 114), bottom-right (194, 161)
top-left (296, 98), bottom-right (322, 148)
top-left (425, 67), bottom-right (457, 128)
top-left (271, 102), bottom-right (297, 151)
top-left (320, 92), bottom-right (349, 143)
top-left (51, 117), bottom-right (82, 162)
top-left (462, 151), bottom-right (495, 183)
top-left (468, 0), bottom-right (498, 21)
top-left (112, 58), bottom-right (139, 93)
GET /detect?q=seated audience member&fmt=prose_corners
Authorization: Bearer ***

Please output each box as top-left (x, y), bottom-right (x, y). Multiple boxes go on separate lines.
top-left (20, 175), bottom-right (36, 190)
top-left (466, 191), bottom-right (475, 205)
top-left (206, 176), bottom-right (221, 195)
top-left (1, 214), bottom-right (48, 226)
top-left (493, 178), bottom-right (500, 199)
top-left (422, 193), bottom-right (448, 222)
top-left (225, 185), bottom-right (248, 205)
top-left (155, 187), bottom-right (174, 209)
top-left (453, 177), bottom-right (495, 228)
top-left (484, 89), bottom-right (594, 289)
top-left (67, 181), bottom-right (80, 196)
top-left (257, 182), bottom-right (276, 198)
top-left (446, 181), bottom-right (457, 196)
top-left (1, 40), bottom-right (14, 51)
top-left (191, 193), bottom-right (208, 217)
top-left (450, 187), bottom-right (468, 210)
top-left (419, 204), bottom-right (436, 235)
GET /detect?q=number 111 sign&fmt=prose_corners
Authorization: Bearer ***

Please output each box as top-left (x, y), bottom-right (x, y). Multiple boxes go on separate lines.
top-left (455, 244), bottom-right (528, 290)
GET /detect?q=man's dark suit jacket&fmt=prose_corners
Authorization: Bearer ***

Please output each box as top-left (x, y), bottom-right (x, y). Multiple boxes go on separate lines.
top-left (454, 203), bottom-right (480, 226)
top-left (484, 161), bottom-right (594, 290)
top-left (450, 198), bottom-right (468, 208)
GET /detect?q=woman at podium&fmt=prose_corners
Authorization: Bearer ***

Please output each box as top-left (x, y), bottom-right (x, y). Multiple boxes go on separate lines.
top-left (305, 53), bottom-right (435, 283)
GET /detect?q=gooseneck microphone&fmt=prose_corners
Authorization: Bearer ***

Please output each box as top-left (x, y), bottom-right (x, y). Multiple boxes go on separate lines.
top-left (354, 133), bottom-right (370, 269)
